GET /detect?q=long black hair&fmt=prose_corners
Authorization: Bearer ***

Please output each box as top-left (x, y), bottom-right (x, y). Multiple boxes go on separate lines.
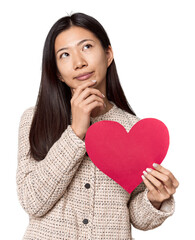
top-left (29, 12), bottom-right (136, 161)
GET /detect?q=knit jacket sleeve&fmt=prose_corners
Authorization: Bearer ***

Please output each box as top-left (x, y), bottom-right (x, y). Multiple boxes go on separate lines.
top-left (128, 181), bottom-right (175, 230)
top-left (16, 107), bottom-right (86, 217)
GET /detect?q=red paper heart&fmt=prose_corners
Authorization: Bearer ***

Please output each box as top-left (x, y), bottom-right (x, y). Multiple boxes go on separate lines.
top-left (85, 118), bottom-right (169, 194)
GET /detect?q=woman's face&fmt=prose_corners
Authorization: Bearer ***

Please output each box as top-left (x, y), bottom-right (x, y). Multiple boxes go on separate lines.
top-left (55, 26), bottom-right (113, 94)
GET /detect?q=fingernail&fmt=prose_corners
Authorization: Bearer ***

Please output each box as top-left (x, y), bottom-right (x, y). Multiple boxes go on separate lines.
top-left (102, 93), bottom-right (105, 98)
top-left (104, 103), bottom-right (106, 107)
top-left (146, 168), bottom-right (152, 173)
top-left (153, 163), bottom-right (158, 168)
top-left (91, 80), bottom-right (97, 82)
top-left (141, 175), bottom-right (145, 180)
top-left (143, 170), bottom-right (148, 175)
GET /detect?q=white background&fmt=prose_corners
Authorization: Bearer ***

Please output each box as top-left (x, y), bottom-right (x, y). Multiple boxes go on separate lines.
top-left (0, 0), bottom-right (194, 239)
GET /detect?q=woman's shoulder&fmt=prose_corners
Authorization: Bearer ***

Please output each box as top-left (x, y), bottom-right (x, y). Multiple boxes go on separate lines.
top-left (19, 106), bottom-right (35, 125)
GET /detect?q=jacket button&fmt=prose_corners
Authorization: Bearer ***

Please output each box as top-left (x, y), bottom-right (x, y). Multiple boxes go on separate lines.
top-left (85, 183), bottom-right (90, 189)
top-left (83, 219), bottom-right (88, 224)
top-left (85, 152), bottom-right (88, 156)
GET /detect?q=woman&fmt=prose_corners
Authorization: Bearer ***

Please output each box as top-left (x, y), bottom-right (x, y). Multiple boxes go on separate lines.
top-left (16, 12), bottom-right (179, 239)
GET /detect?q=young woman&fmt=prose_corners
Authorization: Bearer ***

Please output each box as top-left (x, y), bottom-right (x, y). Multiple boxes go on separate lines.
top-left (16, 12), bottom-right (179, 240)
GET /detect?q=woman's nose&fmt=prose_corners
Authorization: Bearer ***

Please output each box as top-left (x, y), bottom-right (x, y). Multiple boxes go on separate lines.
top-left (73, 53), bottom-right (87, 70)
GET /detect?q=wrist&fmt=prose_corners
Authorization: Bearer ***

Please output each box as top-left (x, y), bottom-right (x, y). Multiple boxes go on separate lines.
top-left (70, 125), bottom-right (85, 140)
top-left (150, 200), bottom-right (162, 210)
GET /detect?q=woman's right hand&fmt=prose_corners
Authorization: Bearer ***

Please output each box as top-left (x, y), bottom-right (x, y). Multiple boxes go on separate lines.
top-left (70, 80), bottom-right (106, 140)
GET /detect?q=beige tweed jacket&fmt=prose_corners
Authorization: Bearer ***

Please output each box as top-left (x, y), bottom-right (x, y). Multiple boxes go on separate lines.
top-left (16, 101), bottom-right (175, 239)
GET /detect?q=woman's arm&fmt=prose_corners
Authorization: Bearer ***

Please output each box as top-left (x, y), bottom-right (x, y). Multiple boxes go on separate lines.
top-left (124, 113), bottom-right (176, 230)
top-left (16, 107), bottom-right (86, 217)
top-left (128, 181), bottom-right (175, 230)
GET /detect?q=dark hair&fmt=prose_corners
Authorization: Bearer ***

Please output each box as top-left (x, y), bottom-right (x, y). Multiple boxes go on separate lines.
top-left (29, 12), bottom-right (136, 161)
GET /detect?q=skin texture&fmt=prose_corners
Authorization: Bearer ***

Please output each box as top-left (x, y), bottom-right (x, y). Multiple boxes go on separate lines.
top-left (55, 26), bottom-right (114, 118)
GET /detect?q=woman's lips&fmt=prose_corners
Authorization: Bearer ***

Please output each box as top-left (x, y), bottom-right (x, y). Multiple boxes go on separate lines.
top-left (75, 72), bottom-right (94, 80)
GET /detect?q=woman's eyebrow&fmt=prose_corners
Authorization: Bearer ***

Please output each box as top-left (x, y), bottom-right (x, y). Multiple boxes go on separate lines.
top-left (56, 39), bottom-right (95, 55)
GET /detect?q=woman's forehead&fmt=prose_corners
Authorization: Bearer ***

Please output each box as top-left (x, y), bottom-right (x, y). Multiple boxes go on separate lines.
top-left (55, 26), bottom-right (98, 50)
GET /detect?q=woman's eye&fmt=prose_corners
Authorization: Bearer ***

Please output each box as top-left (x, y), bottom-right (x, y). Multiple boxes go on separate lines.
top-left (60, 52), bottom-right (69, 59)
top-left (60, 44), bottom-right (92, 59)
top-left (83, 44), bottom-right (92, 50)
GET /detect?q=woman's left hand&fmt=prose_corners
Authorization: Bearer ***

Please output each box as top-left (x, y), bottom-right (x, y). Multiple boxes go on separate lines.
top-left (141, 163), bottom-right (179, 210)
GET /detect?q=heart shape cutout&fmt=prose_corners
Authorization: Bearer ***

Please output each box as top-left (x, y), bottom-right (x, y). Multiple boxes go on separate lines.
top-left (85, 118), bottom-right (169, 194)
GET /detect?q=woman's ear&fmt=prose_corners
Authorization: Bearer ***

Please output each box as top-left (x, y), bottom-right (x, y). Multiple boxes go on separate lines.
top-left (106, 45), bottom-right (114, 68)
